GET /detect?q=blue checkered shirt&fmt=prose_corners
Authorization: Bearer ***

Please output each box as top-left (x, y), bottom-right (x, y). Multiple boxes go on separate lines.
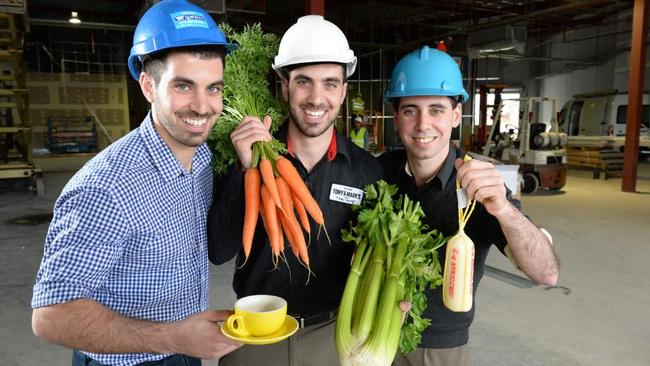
top-left (32, 114), bottom-right (213, 366)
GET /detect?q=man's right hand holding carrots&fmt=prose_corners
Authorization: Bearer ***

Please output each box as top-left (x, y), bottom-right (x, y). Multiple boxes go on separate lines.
top-left (230, 116), bottom-right (273, 168)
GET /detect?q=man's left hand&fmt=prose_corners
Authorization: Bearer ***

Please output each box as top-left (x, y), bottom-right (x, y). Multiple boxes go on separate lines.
top-left (455, 158), bottom-right (509, 216)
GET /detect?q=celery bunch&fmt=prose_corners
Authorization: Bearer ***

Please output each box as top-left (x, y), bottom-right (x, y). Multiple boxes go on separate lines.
top-left (336, 181), bottom-right (447, 366)
top-left (208, 23), bottom-right (284, 176)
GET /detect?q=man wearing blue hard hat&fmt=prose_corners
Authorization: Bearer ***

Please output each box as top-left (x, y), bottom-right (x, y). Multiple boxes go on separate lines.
top-left (380, 46), bottom-right (559, 366)
top-left (31, 1), bottom-right (241, 365)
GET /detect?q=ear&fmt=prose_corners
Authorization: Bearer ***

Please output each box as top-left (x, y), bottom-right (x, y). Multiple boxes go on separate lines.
top-left (393, 111), bottom-right (401, 129)
top-left (340, 81), bottom-right (348, 105)
top-left (451, 103), bottom-right (462, 128)
top-left (281, 78), bottom-right (289, 103)
top-left (139, 72), bottom-right (155, 104)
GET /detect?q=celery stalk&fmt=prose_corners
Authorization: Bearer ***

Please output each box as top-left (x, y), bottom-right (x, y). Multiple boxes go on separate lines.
top-left (336, 181), bottom-right (448, 366)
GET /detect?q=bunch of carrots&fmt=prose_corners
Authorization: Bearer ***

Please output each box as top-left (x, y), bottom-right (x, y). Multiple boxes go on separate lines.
top-left (242, 137), bottom-right (327, 274)
top-left (207, 24), bottom-right (325, 274)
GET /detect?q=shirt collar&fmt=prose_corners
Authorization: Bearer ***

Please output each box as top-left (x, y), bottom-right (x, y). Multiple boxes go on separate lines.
top-left (403, 147), bottom-right (458, 188)
top-left (280, 120), bottom-right (351, 164)
top-left (140, 112), bottom-right (212, 182)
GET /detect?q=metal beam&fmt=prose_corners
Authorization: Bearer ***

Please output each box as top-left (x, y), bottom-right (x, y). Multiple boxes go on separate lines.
top-left (360, 0), bottom-right (617, 57)
top-left (30, 18), bottom-right (135, 31)
top-left (305, 0), bottom-right (324, 16)
top-left (622, 0), bottom-right (647, 193)
top-left (484, 265), bottom-right (536, 288)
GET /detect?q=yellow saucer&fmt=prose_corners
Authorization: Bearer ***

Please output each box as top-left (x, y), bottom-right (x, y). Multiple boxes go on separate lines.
top-left (221, 316), bottom-right (299, 345)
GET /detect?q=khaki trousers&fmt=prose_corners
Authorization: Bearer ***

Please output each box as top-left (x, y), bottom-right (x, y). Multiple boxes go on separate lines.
top-left (219, 318), bottom-right (337, 366)
top-left (393, 344), bottom-right (469, 366)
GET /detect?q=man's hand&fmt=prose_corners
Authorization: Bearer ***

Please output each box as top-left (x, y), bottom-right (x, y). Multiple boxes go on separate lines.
top-left (455, 158), bottom-right (509, 217)
top-left (399, 301), bottom-right (412, 325)
top-left (456, 158), bottom-right (559, 286)
top-left (32, 299), bottom-right (243, 359)
top-left (230, 116), bottom-right (273, 168)
top-left (172, 310), bottom-right (242, 360)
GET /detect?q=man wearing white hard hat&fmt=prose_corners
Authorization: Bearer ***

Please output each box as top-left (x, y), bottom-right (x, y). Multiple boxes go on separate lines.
top-left (207, 15), bottom-right (383, 366)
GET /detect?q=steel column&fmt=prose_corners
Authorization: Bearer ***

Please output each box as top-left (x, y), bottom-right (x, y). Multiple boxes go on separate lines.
top-left (306, 0), bottom-right (324, 15)
top-left (622, 0), bottom-right (647, 193)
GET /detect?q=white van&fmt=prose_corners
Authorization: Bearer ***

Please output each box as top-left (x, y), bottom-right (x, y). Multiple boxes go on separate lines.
top-left (559, 90), bottom-right (650, 138)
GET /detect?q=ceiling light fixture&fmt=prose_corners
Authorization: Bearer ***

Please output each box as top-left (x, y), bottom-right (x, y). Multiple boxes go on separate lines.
top-left (69, 11), bottom-right (81, 24)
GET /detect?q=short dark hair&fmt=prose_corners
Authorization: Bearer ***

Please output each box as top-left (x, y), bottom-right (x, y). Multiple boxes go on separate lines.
top-left (391, 95), bottom-right (461, 113)
top-left (142, 45), bottom-right (226, 85)
top-left (278, 62), bottom-right (347, 83)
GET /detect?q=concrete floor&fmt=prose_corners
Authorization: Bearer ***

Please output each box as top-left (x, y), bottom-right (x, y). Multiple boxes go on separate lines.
top-left (1, 163), bottom-right (649, 365)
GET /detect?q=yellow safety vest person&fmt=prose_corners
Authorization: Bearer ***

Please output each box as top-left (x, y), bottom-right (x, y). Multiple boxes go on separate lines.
top-left (350, 127), bottom-right (368, 149)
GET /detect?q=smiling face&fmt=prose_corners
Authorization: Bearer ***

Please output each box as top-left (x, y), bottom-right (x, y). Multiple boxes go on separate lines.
top-left (394, 95), bottom-right (461, 166)
top-left (140, 50), bottom-right (224, 155)
top-left (282, 63), bottom-right (347, 138)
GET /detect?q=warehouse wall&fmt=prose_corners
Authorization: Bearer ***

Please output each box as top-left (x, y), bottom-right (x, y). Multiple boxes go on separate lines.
top-left (26, 72), bottom-right (131, 172)
top-left (536, 9), bottom-right (649, 122)
top-left (27, 72), bottom-right (130, 151)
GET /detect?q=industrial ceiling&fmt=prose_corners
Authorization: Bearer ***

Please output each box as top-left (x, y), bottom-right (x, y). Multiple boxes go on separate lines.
top-left (18, 0), bottom-right (637, 76)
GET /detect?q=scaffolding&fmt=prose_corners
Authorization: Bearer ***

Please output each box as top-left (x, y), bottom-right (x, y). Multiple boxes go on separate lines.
top-left (0, 3), bottom-right (43, 194)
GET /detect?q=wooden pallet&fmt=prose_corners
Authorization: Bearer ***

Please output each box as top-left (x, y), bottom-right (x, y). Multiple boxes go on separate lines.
top-left (566, 146), bottom-right (623, 179)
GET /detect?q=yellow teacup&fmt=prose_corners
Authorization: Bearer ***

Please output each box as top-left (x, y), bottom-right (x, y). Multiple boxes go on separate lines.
top-left (226, 295), bottom-right (287, 337)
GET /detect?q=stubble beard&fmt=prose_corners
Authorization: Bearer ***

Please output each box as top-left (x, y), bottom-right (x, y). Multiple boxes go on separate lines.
top-left (288, 105), bottom-right (338, 138)
top-left (155, 106), bottom-right (216, 147)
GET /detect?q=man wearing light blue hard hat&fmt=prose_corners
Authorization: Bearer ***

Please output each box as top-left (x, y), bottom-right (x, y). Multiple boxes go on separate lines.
top-left (380, 46), bottom-right (559, 366)
top-left (31, 1), bottom-right (241, 365)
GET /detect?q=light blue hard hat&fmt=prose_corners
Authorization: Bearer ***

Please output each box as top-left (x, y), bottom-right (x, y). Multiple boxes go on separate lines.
top-left (128, 0), bottom-right (236, 80)
top-left (385, 46), bottom-right (469, 103)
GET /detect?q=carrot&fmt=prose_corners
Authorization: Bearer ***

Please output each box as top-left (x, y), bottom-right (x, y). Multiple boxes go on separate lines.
top-left (259, 158), bottom-right (283, 213)
top-left (279, 213), bottom-right (299, 257)
top-left (276, 177), bottom-right (310, 267)
top-left (275, 176), bottom-right (295, 217)
top-left (261, 185), bottom-right (281, 259)
top-left (292, 191), bottom-right (311, 235)
top-left (275, 156), bottom-right (323, 225)
top-left (242, 167), bottom-right (261, 259)
top-left (259, 204), bottom-right (269, 240)
top-left (240, 204), bottom-right (266, 270)
top-left (274, 208), bottom-right (287, 269)
top-left (259, 202), bottom-right (280, 269)
top-left (275, 208), bottom-right (285, 256)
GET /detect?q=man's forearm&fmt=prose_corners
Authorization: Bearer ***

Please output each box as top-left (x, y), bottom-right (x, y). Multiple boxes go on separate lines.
top-left (495, 203), bottom-right (559, 286)
top-left (32, 299), bottom-right (179, 355)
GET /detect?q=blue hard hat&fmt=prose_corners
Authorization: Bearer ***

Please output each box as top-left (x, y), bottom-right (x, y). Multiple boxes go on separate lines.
top-left (128, 0), bottom-right (236, 80)
top-left (385, 46), bottom-right (469, 103)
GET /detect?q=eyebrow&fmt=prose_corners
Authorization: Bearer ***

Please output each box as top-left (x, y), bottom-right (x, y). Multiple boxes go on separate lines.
top-left (293, 74), bottom-right (342, 83)
top-left (323, 76), bottom-right (342, 83)
top-left (400, 103), bottom-right (448, 110)
top-left (210, 80), bottom-right (225, 88)
top-left (170, 77), bottom-right (224, 88)
top-left (170, 77), bottom-right (196, 85)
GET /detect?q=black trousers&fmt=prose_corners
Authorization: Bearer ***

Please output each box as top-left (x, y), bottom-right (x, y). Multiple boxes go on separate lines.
top-left (72, 350), bottom-right (201, 366)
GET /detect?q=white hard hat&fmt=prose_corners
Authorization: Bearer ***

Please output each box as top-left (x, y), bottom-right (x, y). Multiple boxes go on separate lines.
top-left (273, 15), bottom-right (357, 77)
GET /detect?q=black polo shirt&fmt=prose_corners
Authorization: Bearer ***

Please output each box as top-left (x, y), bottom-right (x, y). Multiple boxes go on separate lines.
top-left (379, 147), bottom-right (520, 348)
top-left (208, 123), bottom-right (383, 317)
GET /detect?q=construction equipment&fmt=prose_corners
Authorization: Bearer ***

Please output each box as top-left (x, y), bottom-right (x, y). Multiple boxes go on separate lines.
top-left (46, 116), bottom-right (98, 154)
top-left (0, 4), bottom-right (44, 195)
top-left (475, 84), bottom-right (507, 152)
top-left (486, 97), bottom-right (567, 194)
